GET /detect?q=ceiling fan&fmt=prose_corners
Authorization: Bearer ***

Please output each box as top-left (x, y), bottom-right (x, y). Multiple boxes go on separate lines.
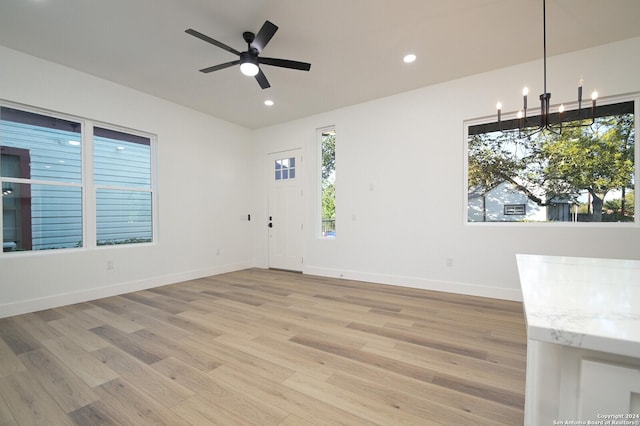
top-left (185, 20), bottom-right (311, 89)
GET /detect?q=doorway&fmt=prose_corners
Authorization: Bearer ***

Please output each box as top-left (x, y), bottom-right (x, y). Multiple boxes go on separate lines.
top-left (267, 149), bottom-right (303, 271)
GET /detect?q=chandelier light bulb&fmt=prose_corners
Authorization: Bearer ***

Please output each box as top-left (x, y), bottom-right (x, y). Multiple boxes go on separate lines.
top-left (522, 87), bottom-right (529, 96)
top-left (559, 104), bottom-right (565, 113)
top-left (517, 110), bottom-right (523, 119)
top-left (496, 102), bottom-right (502, 111)
top-left (591, 91), bottom-right (598, 101)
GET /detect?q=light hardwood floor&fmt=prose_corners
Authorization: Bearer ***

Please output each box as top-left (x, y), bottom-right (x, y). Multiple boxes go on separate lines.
top-left (0, 268), bottom-right (527, 425)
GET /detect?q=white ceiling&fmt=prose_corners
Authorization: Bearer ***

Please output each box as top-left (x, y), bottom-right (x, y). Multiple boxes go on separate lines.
top-left (1, 0), bottom-right (639, 129)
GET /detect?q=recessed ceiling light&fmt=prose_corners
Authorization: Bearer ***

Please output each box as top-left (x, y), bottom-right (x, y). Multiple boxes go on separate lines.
top-left (403, 54), bottom-right (417, 64)
top-left (264, 100), bottom-right (274, 106)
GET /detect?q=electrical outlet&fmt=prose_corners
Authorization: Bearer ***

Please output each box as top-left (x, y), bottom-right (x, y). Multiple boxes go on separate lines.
top-left (107, 260), bottom-right (114, 270)
top-left (446, 258), bottom-right (454, 267)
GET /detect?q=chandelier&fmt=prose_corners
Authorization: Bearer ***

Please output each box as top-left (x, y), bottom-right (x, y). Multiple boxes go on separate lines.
top-left (495, 0), bottom-right (598, 135)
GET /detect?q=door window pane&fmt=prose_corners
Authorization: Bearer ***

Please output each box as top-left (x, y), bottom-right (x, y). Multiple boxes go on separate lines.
top-left (274, 157), bottom-right (296, 181)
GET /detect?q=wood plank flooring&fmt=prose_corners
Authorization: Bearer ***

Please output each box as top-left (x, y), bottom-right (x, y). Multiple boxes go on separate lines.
top-left (0, 268), bottom-right (527, 425)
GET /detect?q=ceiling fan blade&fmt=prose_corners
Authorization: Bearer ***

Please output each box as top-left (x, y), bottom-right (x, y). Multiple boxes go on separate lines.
top-left (185, 28), bottom-right (241, 56)
top-left (199, 60), bottom-right (240, 73)
top-left (259, 57), bottom-right (311, 71)
top-left (255, 69), bottom-right (271, 89)
top-left (252, 20), bottom-right (278, 53)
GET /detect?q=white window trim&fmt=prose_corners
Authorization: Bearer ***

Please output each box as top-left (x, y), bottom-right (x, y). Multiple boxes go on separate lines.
top-left (0, 99), bottom-right (158, 255)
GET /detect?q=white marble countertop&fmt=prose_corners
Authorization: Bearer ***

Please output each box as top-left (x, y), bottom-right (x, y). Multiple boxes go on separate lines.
top-left (516, 254), bottom-right (640, 358)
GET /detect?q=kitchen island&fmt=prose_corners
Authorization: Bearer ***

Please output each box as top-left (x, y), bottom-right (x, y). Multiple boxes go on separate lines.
top-left (517, 254), bottom-right (640, 425)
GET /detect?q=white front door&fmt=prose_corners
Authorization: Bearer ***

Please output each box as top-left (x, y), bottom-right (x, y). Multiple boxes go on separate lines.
top-left (267, 149), bottom-right (303, 271)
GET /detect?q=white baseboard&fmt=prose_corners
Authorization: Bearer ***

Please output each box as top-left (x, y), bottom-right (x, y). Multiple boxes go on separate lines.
top-left (0, 261), bottom-right (251, 319)
top-left (303, 265), bottom-right (523, 302)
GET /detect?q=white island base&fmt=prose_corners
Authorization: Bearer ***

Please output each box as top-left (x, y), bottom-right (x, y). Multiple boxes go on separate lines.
top-left (517, 255), bottom-right (640, 425)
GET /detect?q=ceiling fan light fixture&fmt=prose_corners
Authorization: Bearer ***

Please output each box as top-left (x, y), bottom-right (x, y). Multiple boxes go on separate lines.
top-left (240, 61), bottom-right (259, 76)
top-left (186, 21), bottom-right (311, 89)
top-left (239, 52), bottom-right (259, 76)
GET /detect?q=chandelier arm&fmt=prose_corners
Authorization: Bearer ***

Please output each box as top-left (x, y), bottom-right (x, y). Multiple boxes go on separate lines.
top-left (542, 0), bottom-right (548, 96)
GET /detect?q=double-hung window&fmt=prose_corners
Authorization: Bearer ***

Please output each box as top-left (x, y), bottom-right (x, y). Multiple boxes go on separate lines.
top-left (1, 103), bottom-right (155, 253)
top-left (94, 127), bottom-right (153, 245)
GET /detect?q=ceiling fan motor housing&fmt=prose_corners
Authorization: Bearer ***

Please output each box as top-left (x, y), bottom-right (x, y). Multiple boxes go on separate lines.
top-left (243, 31), bottom-right (255, 46)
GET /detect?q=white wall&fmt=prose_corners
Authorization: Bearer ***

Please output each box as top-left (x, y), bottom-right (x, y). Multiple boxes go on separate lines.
top-left (0, 46), bottom-right (255, 317)
top-left (252, 37), bottom-right (640, 301)
top-left (2, 37), bottom-right (639, 316)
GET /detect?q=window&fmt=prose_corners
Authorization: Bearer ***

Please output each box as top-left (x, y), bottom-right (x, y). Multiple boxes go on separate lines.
top-left (467, 99), bottom-right (636, 223)
top-left (1, 104), bottom-right (155, 253)
top-left (94, 127), bottom-right (152, 245)
top-left (320, 128), bottom-right (336, 237)
top-left (504, 204), bottom-right (526, 215)
top-left (1, 108), bottom-right (83, 251)
top-left (274, 157), bottom-right (296, 180)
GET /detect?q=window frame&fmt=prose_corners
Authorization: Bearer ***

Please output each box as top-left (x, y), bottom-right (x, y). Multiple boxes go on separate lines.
top-left (464, 93), bottom-right (639, 227)
top-left (274, 156), bottom-right (297, 181)
top-left (0, 100), bottom-right (157, 255)
top-left (504, 204), bottom-right (526, 216)
top-left (1, 147), bottom-right (33, 251)
top-left (92, 124), bottom-right (155, 247)
top-left (317, 126), bottom-right (336, 239)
